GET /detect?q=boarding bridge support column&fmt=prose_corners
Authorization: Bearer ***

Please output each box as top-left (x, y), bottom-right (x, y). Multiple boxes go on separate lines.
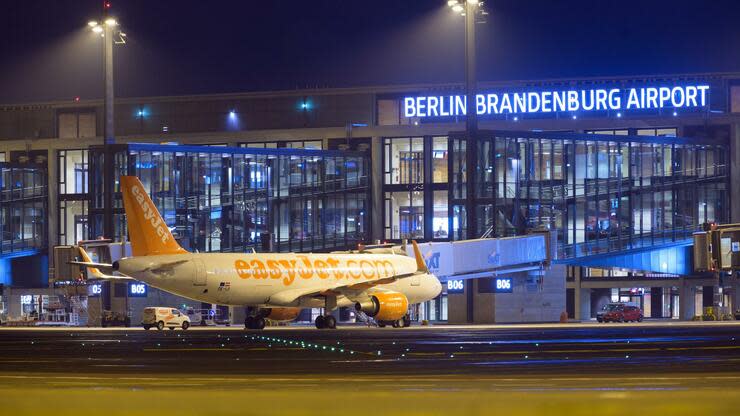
top-left (371, 136), bottom-right (384, 243)
top-left (578, 286), bottom-right (591, 320)
top-left (730, 282), bottom-right (740, 315)
top-left (650, 287), bottom-right (664, 318)
top-left (679, 278), bottom-right (697, 320)
top-left (732, 123), bottom-right (740, 222)
top-left (47, 148), bottom-right (58, 277)
top-left (573, 267), bottom-right (591, 320)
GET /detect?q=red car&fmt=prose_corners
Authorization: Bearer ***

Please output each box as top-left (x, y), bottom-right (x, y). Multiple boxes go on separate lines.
top-left (597, 303), bottom-right (643, 323)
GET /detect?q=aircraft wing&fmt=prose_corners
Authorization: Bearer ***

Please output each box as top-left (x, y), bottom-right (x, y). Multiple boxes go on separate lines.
top-left (267, 273), bottom-right (413, 306)
top-left (269, 240), bottom-right (426, 306)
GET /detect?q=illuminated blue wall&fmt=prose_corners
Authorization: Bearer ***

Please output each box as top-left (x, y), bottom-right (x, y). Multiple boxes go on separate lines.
top-left (0, 251), bottom-right (48, 287)
top-left (560, 242), bottom-right (693, 275)
top-left (0, 257), bottom-right (10, 286)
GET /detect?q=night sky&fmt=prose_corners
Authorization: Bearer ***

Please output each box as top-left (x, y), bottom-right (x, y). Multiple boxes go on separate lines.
top-left (2, 0), bottom-right (740, 104)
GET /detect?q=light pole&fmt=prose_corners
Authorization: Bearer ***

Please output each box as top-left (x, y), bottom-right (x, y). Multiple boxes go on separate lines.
top-left (87, 12), bottom-right (126, 240)
top-left (448, 0), bottom-right (486, 238)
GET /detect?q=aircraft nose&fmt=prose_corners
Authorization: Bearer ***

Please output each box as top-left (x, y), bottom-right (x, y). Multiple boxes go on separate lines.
top-left (432, 275), bottom-right (442, 296)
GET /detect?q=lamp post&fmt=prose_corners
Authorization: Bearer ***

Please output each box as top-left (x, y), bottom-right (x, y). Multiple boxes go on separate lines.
top-left (448, 0), bottom-right (486, 238)
top-left (87, 13), bottom-right (126, 239)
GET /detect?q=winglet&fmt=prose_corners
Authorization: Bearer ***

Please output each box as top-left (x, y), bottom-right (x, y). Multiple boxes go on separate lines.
top-left (411, 240), bottom-right (428, 273)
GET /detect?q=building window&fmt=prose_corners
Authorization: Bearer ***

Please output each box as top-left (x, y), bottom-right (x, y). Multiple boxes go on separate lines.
top-left (58, 150), bottom-right (88, 194)
top-left (433, 191), bottom-right (448, 239)
top-left (240, 142), bottom-right (279, 149)
top-left (58, 111), bottom-right (96, 139)
top-left (0, 152), bottom-right (5, 162)
top-left (286, 140), bottom-right (322, 150)
top-left (637, 128), bottom-right (677, 137)
top-left (385, 191), bottom-right (423, 240)
top-left (239, 140), bottom-right (322, 149)
top-left (586, 129), bottom-right (629, 135)
top-left (432, 136), bottom-right (448, 183)
top-left (58, 200), bottom-right (88, 246)
top-left (385, 137), bottom-right (424, 184)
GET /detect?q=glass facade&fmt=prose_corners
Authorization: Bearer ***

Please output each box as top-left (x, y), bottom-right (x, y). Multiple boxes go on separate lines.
top-left (239, 140), bottom-right (323, 150)
top-left (384, 130), bottom-right (729, 258)
top-left (383, 136), bottom-right (450, 241)
top-left (60, 144), bottom-right (369, 253)
top-left (0, 163), bottom-right (47, 255)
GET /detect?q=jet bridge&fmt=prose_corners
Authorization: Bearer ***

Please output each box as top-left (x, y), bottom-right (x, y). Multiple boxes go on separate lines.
top-left (398, 232), bottom-right (562, 324)
top-left (403, 232), bottom-right (555, 282)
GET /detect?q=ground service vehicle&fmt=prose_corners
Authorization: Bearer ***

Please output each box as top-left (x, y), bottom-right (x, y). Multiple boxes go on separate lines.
top-left (597, 303), bottom-right (643, 323)
top-left (142, 307), bottom-right (191, 330)
top-left (73, 176), bottom-right (442, 330)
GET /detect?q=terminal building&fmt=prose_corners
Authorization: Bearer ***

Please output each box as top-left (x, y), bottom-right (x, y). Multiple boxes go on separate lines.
top-left (1, 71), bottom-right (739, 324)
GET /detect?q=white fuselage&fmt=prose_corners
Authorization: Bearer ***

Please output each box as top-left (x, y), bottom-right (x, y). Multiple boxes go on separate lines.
top-left (115, 252), bottom-right (442, 308)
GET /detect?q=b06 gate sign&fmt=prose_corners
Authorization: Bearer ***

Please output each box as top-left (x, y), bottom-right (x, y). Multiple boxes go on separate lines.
top-left (446, 279), bottom-right (465, 294)
top-left (494, 277), bottom-right (513, 293)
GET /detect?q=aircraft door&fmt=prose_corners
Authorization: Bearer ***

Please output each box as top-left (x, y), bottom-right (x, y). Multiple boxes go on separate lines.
top-left (411, 273), bottom-right (421, 286)
top-left (193, 258), bottom-right (207, 286)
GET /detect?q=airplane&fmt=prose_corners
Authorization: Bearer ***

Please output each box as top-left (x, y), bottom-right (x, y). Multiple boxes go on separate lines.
top-left (72, 176), bottom-right (442, 329)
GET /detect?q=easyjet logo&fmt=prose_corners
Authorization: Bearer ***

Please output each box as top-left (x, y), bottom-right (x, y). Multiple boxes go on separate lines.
top-left (233, 256), bottom-right (396, 286)
top-left (131, 185), bottom-right (169, 244)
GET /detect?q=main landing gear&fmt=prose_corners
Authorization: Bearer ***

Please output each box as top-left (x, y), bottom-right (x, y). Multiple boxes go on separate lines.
top-left (379, 314), bottom-right (411, 328)
top-left (315, 315), bottom-right (336, 329)
top-left (245, 315), bottom-right (266, 330)
top-left (315, 295), bottom-right (338, 329)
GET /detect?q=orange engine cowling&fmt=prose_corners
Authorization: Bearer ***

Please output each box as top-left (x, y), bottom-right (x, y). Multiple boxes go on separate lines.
top-left (355, 292), bottom-right (408, 321)
top-left (259, 307), bottom-right (301, 322)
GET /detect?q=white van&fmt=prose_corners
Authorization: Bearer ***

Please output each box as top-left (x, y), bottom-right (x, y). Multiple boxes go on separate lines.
top-left (142, 307), bottom-right (191, 331)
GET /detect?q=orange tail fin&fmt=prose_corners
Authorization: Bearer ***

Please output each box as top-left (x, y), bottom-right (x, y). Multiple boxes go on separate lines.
top-left (120, 176), bottom-right (187, 256)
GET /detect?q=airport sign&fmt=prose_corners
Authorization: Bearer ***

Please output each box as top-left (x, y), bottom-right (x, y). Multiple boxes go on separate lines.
top-left (404, 85), bottom-right (710, 118)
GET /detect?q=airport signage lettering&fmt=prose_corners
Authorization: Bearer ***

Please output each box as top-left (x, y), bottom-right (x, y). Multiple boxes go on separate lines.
top-left (447, 279), bottom-right (465, 294)
top-left (494, 277), bottom-right (513, 293)
top-left (425, 252), bottom-right (440, 272)
top-left (88, 283), bottom-right (102, 297)
top-left (130, 185), bottom-right (170, 244)
top-left (232, 255), bottom-right (398, 286)
top-left (128, 283), bottom-right (148, 297)
top-left (403, 85), bottom-right (710, 118)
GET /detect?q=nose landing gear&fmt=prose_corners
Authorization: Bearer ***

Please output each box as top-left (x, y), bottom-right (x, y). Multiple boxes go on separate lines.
top-left (245, 315), bottom-right (265, 330)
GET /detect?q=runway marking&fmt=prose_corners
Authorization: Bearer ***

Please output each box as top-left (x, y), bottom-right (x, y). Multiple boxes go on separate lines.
top-left (405, 345), bottom-right (740, 357)
top-left (1, 321), bottom-right (739, 332)
top-left (142, 348), bottom-right (243, 352)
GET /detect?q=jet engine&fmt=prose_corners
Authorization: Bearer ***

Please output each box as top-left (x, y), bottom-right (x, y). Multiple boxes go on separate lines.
top-left (354, 292), bottom-right (409, 321)
top-left (258, 307), bottom-right (301, 322)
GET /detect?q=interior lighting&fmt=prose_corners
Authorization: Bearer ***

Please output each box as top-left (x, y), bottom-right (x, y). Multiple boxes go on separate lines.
top-left (88, 21), bottom-right (99, 27)
top-left (452, 4), bottom-right (464, 12)
top-left (105, 18), bottom-right (117, 26)
top-left (92, 25), bottom-right (103, 33)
